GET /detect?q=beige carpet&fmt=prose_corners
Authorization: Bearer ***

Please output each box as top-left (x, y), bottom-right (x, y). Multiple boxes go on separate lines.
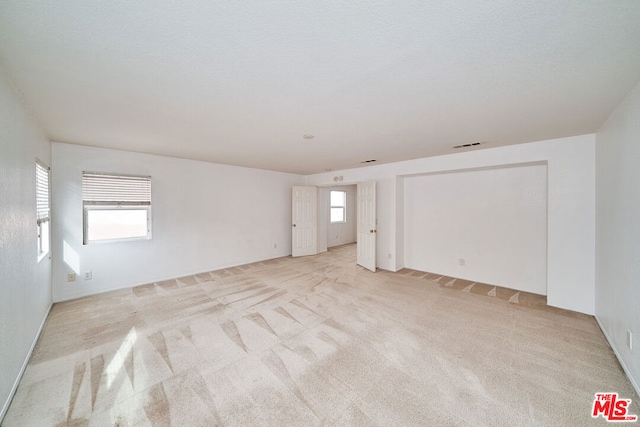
top-left (3, 244), bottom-right (637, 426)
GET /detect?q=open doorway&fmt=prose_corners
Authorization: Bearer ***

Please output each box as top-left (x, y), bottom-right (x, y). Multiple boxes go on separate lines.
top-left (316, 185), bottom-right (356, 252)
top-left (297, 182), bottom-right (376, 272)
top-left (327, 185), bottom-right (357, 248)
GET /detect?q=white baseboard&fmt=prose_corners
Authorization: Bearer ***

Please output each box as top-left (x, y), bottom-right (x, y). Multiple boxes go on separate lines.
top-left (53, 252), bottom-right (294, 302)
top-left (595, 315), bottom-right (640, 398)
top-left (0, 302), bottom-right (52, 423)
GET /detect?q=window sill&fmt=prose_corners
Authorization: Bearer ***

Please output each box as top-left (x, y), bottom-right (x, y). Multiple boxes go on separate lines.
top-left (83, 235), bottom-right (152, 245)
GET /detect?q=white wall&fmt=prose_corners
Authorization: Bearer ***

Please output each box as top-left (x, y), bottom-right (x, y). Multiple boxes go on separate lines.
top-left (404, 164), bottom-right (547, 295)
top-left (595, 81), bottom-right (640, 394)
top-left (0, 69), bottom-right (52, 421)
top-left (52, 143), bottom-right (304, 301)
top-left (306, 134), bottom-right (595, 315)
top-left (327, 185), bottom-right (357, 248)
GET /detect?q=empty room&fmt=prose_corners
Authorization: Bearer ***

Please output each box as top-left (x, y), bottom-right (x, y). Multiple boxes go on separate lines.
top-left (1, 1), bottom-right (640, 426)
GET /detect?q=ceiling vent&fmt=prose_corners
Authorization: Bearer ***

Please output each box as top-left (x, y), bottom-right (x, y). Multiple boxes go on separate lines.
top-left (360, 159), bottom-right (377, 163)
top-left (453, 141), bottom-right (484, 149)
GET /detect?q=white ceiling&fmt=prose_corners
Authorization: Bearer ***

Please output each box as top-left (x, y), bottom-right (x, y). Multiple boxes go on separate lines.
top-left (1, 1), bottom-right (640, 174)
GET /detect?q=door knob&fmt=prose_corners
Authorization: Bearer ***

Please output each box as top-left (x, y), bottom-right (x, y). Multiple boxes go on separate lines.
top-left (292, 224), bottom-right (296, 227)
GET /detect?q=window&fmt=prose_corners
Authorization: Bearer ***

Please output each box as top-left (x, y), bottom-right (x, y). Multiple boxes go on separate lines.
top-left (36, 160), bottom-right (50, 260)
top-left (330, 190), bottom-right (346, 223)
top-left (82, 172), bottom-right (152, 244)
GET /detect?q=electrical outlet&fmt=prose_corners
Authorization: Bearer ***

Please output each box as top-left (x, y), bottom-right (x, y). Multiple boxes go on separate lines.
top-left (83, 271), bottom-right (92, 281)
top-left (273, 243), bottom-right (277, 249)
top-left (67, 273), bottom-right (77, 282)
top-left (627, 330), bottom-right (633, 351)
top-left (388, 253), bottom-right (392, 260)
top-left (459, 258), bottom-right (465, 266)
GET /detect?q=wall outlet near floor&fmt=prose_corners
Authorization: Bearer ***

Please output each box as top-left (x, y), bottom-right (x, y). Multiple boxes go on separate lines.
top-left (67, 273), bottom-right (77, 282)
top-left (627, 330), bottom-right (633, 351)
top-left (459, 258), bottom-right (465, 266)
top-left (83, 271), bottom-right (92, 281)
top-left (273, 243), bottom-right (277, 249)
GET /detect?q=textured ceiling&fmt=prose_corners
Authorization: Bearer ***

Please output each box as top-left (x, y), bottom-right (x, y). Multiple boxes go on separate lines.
top-left (1, 1), bottom-right (640, 174)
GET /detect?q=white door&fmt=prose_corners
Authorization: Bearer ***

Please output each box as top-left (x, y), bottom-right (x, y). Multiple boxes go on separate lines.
top-left (292, 186), bottom-right (318, 257)
top-left (357, 180), bottom-right (376, 272)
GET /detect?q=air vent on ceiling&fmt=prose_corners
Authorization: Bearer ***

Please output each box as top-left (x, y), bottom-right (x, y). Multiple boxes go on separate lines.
top-left (360, 159), bottom-right (377, 163)
top-left (453, 141), bottom-right (484, 149)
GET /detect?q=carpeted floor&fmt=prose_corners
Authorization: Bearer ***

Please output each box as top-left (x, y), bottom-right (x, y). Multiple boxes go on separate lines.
top-left (3, 244), bottom-right (637, 426)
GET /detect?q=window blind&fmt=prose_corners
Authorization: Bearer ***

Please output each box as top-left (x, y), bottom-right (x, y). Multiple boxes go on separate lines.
top-left (82, 172), bottom-right (151, 205)
top-left (36, 162), bottom-right (50, 224)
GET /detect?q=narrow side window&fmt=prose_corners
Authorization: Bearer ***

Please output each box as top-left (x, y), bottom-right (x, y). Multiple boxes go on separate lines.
top-left (36, 160), bottom-right (50, 261)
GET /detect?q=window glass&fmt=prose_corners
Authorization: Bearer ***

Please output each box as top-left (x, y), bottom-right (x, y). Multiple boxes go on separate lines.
top-left (330, 190), bottom-right (345, 207)
top-left (331, 207), bottom-right (345, 223)
top-left (330, 190), bottom-right (346, 223)
top-left (86, 209), bottom-right (149, 241)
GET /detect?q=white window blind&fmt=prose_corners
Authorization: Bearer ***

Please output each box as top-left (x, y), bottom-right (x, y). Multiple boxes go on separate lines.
top-left (82, 172), bottom-right (151, 205)
top-left (36, 161), bottom-right (50, 224)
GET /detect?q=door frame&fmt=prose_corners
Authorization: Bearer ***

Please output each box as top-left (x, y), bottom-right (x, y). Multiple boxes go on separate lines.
top-left (314, 180), bottom-right (376, 272)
